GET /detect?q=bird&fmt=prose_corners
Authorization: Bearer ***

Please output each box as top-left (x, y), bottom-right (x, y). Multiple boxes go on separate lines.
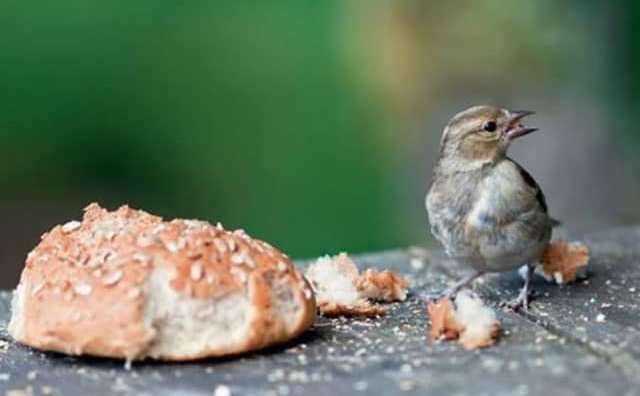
top-left (425, 105), bottom-right (558, 311)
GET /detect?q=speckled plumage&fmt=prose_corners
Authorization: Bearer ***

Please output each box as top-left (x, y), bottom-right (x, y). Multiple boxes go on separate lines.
top-left (426, 105), bottom-right (556, 309)
top-left (427, 157), bottom-right (551, 272)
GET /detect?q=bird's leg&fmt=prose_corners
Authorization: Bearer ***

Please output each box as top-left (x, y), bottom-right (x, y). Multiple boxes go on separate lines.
top-left (444, 271), bottom-right (485, 298)
top-left (504, 263), bottom-right (535, 312)
top-left (420, 271), bottom-right (484, 301)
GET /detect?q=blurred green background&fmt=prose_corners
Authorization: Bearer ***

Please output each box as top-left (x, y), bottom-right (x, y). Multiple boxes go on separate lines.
top-left (1, 1), bottom-right (639, 288)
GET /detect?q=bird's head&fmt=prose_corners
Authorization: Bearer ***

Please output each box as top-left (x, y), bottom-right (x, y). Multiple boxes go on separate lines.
top-left (437, 105), bottom-right (537, 171)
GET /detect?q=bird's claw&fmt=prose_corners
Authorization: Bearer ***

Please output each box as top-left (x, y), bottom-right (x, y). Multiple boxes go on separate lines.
top-left (500, 297), bottom-right (529, 313)
top-left (500, 289), bottom-right (537, 313)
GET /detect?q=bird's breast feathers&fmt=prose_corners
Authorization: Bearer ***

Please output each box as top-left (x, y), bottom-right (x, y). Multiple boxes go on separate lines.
top-left (427, 159), bottom-right (551, 271)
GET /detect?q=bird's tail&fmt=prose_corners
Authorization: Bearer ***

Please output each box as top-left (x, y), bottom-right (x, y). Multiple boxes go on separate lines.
top-left (550, 217), bottom-right (563, 228)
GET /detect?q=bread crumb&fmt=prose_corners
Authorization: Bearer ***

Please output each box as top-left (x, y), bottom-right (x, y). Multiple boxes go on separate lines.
top-left (317, 301), bottom-right (386, 318)
top-left (427, 298), bottom-right (462, 341)
top-left (5, 389), bottom-right (33, 396)
top-left (0, 340), bottom-right (10, 353)
top-left (305, 254), bottom-right (379, 316)
top-left (305, 253), bottom-right (407, 317)
top-left (214, 385), bottom-right (232, 396)
top-left (539, 240), bottom-right (590, 284)
top-left (356, 269), bottom-right (408, 302)
top-left (427, 290), bottom-right (500, 350)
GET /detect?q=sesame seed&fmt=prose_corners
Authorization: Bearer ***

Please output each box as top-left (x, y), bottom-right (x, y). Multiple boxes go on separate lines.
top-left (137, 235), bottom-right (154, 247)
top-left (127, 288), bottom-right (142, 300)
top-left (214, 238), bottom-right (227, 253)
top-left (231, 253), bottom-right (244, 265)
top-left (152, 224), bottom-right (166, 235)
top-left (133, 252), bottom-right (151, 263)
top-left (31, 283), bottom-right (45, 297)
top-left (230, 267), bottom-right (247, 283)
top-left (227, 239), bottom-right (237, 252)
top-left (74, 283), bottom-right (92, 296)
top-left (87, 258), bottom-right (101, 268)
top-left (92, 269), bottom-right (103, 278)
top-left (277, 261), bottom-right (288, 272)
top-left (190, 262), bottom-right (204, 281)
top-left (103, 270), bottom-right (123, 287)
top-left (62, 221), bottom-right (82, 233)
top-left (184, 220), bottom-right (202, 228)
top-left (244, 254), bottom-right (255, 268)
top-left (166, 241), bottom-right (179, 253)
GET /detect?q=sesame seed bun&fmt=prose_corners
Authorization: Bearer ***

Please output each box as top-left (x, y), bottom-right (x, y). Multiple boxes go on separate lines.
top-left (8, 203), bottom-right (316, 362)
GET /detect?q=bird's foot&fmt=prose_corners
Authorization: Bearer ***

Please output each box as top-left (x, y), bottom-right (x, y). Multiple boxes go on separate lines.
top-left (500, 297), bottom-right (529, 313)
top-left (500, 289), bottom-right (537, 313)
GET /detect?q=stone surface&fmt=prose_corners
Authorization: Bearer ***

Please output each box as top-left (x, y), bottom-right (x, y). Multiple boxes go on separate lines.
top-left (2, 227), bottom-right (640, 395)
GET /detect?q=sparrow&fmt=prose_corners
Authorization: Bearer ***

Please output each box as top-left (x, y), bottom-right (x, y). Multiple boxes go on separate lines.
top-left (426, 105), bottom-right (558, 310)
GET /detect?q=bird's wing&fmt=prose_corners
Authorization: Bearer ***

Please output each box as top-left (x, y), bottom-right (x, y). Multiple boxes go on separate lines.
top-left (508, 158), bottom-right (548, 212)
top-left (507, 157), bottom-right (562, 226)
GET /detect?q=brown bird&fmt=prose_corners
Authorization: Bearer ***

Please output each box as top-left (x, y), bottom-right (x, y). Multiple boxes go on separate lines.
top-left (426, 105), bottom-right (558, 310)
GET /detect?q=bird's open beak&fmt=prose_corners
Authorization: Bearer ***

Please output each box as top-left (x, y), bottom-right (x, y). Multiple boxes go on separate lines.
top-left (506, 110), bottom-right (538, 141)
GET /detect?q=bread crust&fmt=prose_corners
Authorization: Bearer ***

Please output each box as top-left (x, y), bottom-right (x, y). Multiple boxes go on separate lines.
top-left (9, 203), bottom-right (315, 361)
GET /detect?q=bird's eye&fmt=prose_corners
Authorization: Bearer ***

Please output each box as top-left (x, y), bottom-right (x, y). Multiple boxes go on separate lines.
top-left (483, 121), bottom-right (497, 132)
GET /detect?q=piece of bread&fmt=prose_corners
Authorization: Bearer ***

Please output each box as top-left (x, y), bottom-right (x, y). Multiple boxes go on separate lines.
top-left (305, 253), bottom-right (407, 317)
top-left (356, 269), bottom-right (408, 302)
top-left (538, 240), bottom-right (590, 284)
top-left (8, 203), bottom-right (316, 362)
top-left (427, 291), bottom-right (501, 350)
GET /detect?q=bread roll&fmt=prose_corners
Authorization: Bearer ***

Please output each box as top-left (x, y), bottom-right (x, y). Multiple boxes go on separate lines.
top-left (9, 203), bottom-right (315, 362)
